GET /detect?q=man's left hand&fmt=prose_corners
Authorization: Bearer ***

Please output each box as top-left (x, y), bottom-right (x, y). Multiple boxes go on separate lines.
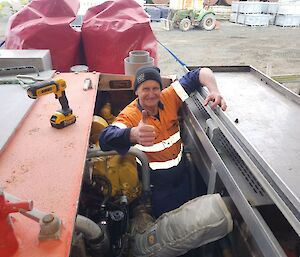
top-left (203, 92), bottom-right (227, 111)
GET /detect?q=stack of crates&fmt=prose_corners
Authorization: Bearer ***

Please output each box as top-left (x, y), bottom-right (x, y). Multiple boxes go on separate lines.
top-left (145, 6), bottom-right (170, 22)
top-left (145, 6), bottom-right (161, 22)
top-left (275, 2), bottom-right (300, 27)
top-left (231, 1), bottom-right (300, 27)
top-left (157, 6), bottom-right (170, 20)
top-left (230, 2), bottom-right (270, 26)
top-left (267, 3), bottom-right (279, 25)
top-left (230, 2), bottom-right (239, 23)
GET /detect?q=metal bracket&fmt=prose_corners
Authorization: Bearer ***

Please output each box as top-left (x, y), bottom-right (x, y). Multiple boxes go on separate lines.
top-left (39, 214), bottom-right (62, 240)
top-left (205, 118), bottom-right (223, 153)
top-left (83, 78), bottom-right (93, 91)
top-left (4, 192), bottom-right (62, 241)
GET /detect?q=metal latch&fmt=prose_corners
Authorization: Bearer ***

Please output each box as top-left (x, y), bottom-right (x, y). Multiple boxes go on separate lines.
top-left (205, 118), bottom-right (223, 153)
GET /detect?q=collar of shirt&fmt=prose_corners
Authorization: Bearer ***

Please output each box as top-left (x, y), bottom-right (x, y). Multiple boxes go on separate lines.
top-left (137, 99), bottom-right (164, 112)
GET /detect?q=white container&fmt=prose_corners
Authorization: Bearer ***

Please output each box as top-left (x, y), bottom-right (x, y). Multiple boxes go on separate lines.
top-left (124, 50), bottom-right (154, 76)
top-left (231, 2), bottom-right (239, 13)
top-left (275, 14), bottom-right (300, 26)
top-left (278, 3), bottom-right (300, 15)
top-left (244, 14), bottom-right (270, 26)
top-left (269, 13), bottom-right (276, 25)
top-left (239, 2), bottom-right (264, 14)
top-left (237, 13), bottom-right (246, 24)
top-left (229, 13), bottom-right (238, 23)
top-left (261, 3), bottom-right (269, 13)
top-left (267, 3), bottom-right (279, 14)
top-left (0, 49), bottom-right (53, 71)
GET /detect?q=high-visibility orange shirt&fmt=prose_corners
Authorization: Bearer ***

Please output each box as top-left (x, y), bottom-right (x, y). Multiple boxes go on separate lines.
top-left (112, 81), bottom-right (190, 170)
top-left (100, 68), bottom-right (201, 171)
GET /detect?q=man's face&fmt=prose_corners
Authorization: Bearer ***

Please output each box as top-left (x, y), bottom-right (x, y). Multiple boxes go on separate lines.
top-left (136, 80), bottom-right (161, 110)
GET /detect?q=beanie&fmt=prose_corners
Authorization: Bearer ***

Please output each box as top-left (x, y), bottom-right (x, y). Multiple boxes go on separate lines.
top-left (134, 66), bottom-right (162, 92)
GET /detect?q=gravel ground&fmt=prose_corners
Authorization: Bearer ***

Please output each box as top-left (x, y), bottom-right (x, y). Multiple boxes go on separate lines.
top-left (152, 20), bottom-right (300, 92)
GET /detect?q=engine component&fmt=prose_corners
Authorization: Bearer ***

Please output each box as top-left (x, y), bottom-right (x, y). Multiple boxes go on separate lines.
top-left (89, 114), bottom-right (141, 202)
top-left (87, 148), bottom-right (151, 205)
top-left (108, 208), bottom-right (128, 248)
top-left (75, 215), bottom-right (109, 257)
top-left (100, 103), bottom-right (116, 125)
top-left (89, 115), bottom-right (109, 145)
top-left (92, 155), bottom-right (141, 202)
top-left (131, 194), bottom-right (233, 257)
top-left (92, 175), bottom-right (112, 205)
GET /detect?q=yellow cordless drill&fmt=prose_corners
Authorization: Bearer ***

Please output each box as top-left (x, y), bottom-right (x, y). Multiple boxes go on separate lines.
top-left (27, 79), bottom-right (76, 129)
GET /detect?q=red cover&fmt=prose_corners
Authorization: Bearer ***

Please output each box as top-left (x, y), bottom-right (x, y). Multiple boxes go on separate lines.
top-left (82, 0), bottom-right (157, 74)
top-left (5, 0), bottom-right (81, 72)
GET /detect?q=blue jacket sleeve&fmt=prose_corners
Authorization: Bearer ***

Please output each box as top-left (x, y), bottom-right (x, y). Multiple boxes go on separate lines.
top-left (179, 68), bottom-right (202, 95)
top-left (99, 126), bottom-right (132, 155)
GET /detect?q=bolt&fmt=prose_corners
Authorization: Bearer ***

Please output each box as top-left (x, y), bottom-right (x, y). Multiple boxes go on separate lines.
top-left (42, 214), bottom-right (54, 224)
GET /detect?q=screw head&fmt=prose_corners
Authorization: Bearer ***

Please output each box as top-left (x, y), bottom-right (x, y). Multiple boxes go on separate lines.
top-left (43, 214), bottom-right (54, 224)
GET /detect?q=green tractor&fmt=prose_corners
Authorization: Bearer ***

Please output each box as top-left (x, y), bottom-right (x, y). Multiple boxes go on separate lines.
top-left (163, 8), bottom-right (216, 31)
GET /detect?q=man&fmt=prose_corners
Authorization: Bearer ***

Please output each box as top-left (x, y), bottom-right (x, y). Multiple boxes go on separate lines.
top-left (100, 66), bottom-right (227, 218)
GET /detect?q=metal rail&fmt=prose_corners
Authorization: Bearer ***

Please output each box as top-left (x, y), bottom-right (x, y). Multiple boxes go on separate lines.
top-left (193, 91), bottom-right (300, 235)
top-left (182, 100), bottom-right (288, 257)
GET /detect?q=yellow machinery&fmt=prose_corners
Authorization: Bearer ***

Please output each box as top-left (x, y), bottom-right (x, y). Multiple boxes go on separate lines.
top-left (89, 108), bottom-right (141, 203)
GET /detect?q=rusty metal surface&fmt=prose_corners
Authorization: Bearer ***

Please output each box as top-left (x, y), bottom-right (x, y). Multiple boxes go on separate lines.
top-left (0, 72), bottom-right (98, 257)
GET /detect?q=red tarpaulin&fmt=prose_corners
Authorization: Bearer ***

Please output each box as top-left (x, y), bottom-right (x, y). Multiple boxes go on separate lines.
top-left (5, 0), bottom-right (81, 72)
top-left (82, 0), bottom-right (157, 74)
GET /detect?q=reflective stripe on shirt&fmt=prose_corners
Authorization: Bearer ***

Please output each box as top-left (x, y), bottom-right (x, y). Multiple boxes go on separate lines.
top-left (135, 144), bottom-right (183, 170)
top-left (112, 122), bottom-right (127, 129)
top-left (135, 131), bottom-right (181, 153)
top-left (172, 81), bottom-right (189, 102)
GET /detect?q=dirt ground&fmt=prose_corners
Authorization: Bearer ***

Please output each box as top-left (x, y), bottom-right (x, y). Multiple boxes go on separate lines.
top-left (152, 20), bottom-right (300, 93)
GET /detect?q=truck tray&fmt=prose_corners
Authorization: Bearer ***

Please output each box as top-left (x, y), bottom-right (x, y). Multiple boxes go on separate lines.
top-left (189, 65), bottom-right (300, 234)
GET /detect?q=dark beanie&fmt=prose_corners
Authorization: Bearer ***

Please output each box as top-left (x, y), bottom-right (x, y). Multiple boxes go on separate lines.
top-left (134, 66), bottom-right (162, 92)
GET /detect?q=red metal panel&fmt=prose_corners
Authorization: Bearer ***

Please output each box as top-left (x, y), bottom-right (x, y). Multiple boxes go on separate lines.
top-left (0, 72), bottom-right (98, 257)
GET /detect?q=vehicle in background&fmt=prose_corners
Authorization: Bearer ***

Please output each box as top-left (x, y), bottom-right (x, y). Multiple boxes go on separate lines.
top-left (163, 7), bottom-right (216, 31)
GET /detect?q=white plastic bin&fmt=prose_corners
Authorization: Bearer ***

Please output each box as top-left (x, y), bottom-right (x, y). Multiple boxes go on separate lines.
top-left (244, 14), bottom-right (270, 26)
top-left (239, 2), bottom-right (264, 14)
top-left (231, 2), bottom-right (239, 13)
top-left (269, 14), bottom-right (276, 25)
top-left (278, 3), bottom-right (300, 15)
top-left (275, 14), bottom-right (300, 26)
top-left (230, 13), bottom-right (238, 23)
top-left (267, 3), bottom-right (279, 14)
top-left (237, 13), bottom-right (246, 24)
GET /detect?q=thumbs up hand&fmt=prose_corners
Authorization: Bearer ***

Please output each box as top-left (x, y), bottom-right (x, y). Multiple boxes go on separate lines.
top-left (130, 110), bottom-right (156, 146)
top-left (141, 109), bottom-right (148, 124)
